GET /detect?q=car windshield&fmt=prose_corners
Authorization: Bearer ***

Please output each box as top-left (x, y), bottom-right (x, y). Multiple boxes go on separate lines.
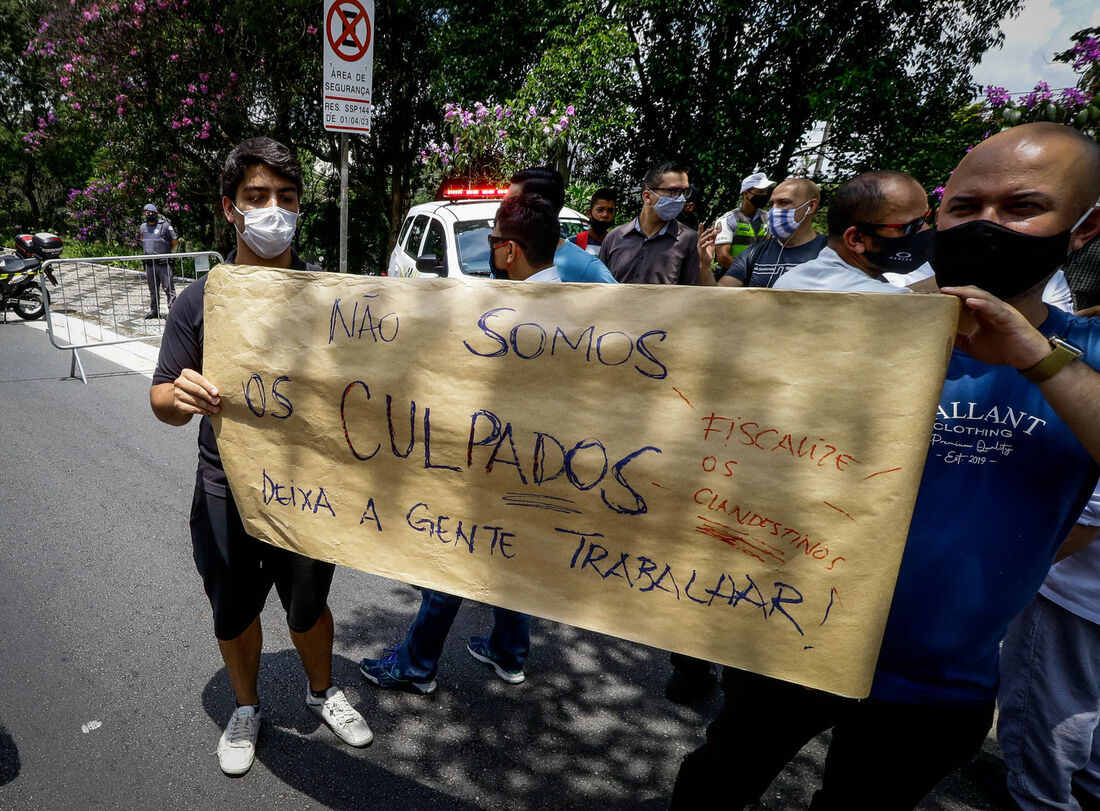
top-left (455, 220), bottom-right (493, 277)
top-left (454, 216), bottom-right (588, 277)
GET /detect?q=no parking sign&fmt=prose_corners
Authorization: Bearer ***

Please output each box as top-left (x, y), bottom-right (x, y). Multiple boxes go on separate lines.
top-left (322, 0), bottom-right (374, 133)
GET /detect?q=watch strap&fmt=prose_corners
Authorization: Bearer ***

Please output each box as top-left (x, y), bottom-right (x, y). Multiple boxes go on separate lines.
top-left (1020, 336), bottom-right (1083, 384)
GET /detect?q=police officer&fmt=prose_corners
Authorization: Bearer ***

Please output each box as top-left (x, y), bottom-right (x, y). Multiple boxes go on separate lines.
top-left (713, 172), bottom-right (775, 274)
top-left (140, 203), bottom-right (178, 318)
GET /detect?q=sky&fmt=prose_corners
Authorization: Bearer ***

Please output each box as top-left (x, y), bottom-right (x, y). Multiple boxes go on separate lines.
top-left (970, 0), bottom-right (1100, 98)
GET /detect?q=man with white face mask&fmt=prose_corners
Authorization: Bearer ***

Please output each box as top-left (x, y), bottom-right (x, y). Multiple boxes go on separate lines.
top-left (599, 161), bottom-right (717, 285)
top-left (150, 137), bottom-right (372, 777)
top-left (719, 177), bottom-right (827, 288)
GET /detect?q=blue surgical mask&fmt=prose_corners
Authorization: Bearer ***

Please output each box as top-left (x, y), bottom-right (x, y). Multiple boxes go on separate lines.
top-left (651, 193), bottom-right (686, 222)
top-left (767, 201), bottom-right (812, 242)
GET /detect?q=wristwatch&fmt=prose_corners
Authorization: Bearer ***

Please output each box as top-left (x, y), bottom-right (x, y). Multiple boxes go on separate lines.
top-left (1019, 335), bottom-right (1084, 384)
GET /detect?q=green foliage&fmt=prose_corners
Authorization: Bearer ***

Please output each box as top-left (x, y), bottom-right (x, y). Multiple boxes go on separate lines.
top-left (514, 8), bottom-right (637, 183)
top-left (470, 0), bottom-right (1024, 224)
top-left (3, 0), bottom-right (1034, 271)
top-left (418, 101), bottom-right (577, 185)
top-left (879, 100), bottom-right (991, 194)
top-left (0, 0), bottom-right (95, 236)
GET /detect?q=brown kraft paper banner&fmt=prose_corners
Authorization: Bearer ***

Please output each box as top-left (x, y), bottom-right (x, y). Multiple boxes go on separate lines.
top-left (204, 265), bottom-right (958, 698)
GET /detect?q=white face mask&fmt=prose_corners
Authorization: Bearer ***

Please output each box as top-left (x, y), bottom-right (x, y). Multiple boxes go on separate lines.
top-left (232, 203), bottom-right (298, 259)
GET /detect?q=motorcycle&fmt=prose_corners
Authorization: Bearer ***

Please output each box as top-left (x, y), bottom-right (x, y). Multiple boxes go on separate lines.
top-left (0, 232), bottom-right (62, 321)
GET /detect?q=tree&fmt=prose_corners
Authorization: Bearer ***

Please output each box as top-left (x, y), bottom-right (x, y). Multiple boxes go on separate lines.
top-left (620, 0), bottom-right (1023, 218)
top-left (12, 0), bottom-right (1033, 270)
top-left (0, 0), bottom-right (94, 234)
top-left (980, 28), bottom-right (1100, 140)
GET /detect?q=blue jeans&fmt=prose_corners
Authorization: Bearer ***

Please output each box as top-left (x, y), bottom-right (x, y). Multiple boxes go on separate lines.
top-left (999, 593), bottom-right (1100, 811)
top-left (396, 588), bottom-right (531, 680)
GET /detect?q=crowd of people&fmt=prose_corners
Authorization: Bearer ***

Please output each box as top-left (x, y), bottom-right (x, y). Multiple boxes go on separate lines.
top-left (150, 125), bottom-right (1100, 810)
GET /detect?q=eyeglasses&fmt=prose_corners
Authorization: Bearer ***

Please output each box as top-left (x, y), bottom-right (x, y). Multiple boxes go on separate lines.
top-left (646, 185), bottom-right (696, 201)
top-left (856, 211), bottom-right (931, 237)
top-left (487, 235), bottom-right (523, 250)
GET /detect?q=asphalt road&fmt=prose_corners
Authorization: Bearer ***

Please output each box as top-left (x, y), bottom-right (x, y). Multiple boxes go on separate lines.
top-left (0, 318), bottom-right (1013, 810)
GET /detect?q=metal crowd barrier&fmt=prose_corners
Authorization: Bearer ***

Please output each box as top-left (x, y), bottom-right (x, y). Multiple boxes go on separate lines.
top-left (38, 251), bottom-right (224, 383)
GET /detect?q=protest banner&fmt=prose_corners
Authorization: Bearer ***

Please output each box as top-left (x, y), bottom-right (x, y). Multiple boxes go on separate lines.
top-left (204, 265), bottom-right (958, 697)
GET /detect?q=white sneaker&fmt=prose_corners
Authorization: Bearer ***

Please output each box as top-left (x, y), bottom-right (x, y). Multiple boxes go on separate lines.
top-left (217, 704), bottom-right (261, 776)
top-left (306, 686), bottom-right (373, 747)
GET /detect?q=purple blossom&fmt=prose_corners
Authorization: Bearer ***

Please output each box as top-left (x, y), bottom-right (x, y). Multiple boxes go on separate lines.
top-left (1061, 87), bottom-right (1091, 106)
top-left (566, 104), bottom-right (575, 116)
top-left (1021, 81), bottom-right (1053, 109)
top-left (984, 85), bottom-right (1010, 107)
top-left (1072, 37), bottom-right (1100, 71)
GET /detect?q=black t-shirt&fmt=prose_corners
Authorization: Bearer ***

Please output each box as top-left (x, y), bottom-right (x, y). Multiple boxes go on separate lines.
top-left (152, 249), bottom-right (317, 496)
top-left (728, 233), bottom-right (828, 288)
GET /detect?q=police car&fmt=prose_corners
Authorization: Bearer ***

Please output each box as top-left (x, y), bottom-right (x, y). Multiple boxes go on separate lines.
top-left (387, 180), bottom-right (587, 278)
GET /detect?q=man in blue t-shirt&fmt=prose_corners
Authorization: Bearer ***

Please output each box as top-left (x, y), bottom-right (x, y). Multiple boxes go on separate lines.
top-left (506, 166), bottom-right (617, 283)
top-left (671, 122), bottom-right (1100, 809)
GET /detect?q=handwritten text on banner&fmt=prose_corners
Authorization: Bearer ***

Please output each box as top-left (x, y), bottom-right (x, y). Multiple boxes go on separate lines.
top-left (204, 266), bottom-right (957, 697)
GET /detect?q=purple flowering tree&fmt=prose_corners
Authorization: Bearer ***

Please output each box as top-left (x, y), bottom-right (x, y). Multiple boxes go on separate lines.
top-left (982, 28), bottom-right (1100, 139)
top-left (25, 0), bottom-right (327, 249)
top-left (419, 100), bottom-right (578, 184)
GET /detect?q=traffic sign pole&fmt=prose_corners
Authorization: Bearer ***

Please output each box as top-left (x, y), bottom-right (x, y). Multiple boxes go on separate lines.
top-left (340, 133), bottom-right (349, 274)
top-left (322, 0), bottom-right (374, 273)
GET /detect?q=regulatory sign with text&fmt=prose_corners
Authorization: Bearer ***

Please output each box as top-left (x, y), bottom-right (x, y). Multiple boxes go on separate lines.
top-left (322, 0), bottom-right (374, 133)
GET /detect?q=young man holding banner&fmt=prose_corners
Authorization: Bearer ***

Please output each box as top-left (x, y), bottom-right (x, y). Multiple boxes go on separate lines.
top-left (672, 122), bottom-right (1100, 809)
top-left (150, 137), bottom-right (372, 776)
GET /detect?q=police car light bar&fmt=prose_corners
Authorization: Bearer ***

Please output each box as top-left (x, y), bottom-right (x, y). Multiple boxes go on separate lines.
top-left (438, 179), bottom-right (508, 199)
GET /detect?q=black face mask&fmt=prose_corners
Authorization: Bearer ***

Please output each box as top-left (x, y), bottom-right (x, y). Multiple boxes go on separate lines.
top-left (862, 229), bottom-right (932, 273)
top-left (930, 220), bottom-right (1071, 300)
top-left (588, 219), bottom-right (611, 236)
top-left (145, 214), bottom-right (158, 224)
top-left (488, 243), bottom-right (510, 280)
top-left (748, 194), bottom-right (769, 209)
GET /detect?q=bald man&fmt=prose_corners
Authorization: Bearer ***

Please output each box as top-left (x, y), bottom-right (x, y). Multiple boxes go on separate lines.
top-left (773, 169), bottom-right (932, 291)
top-left (672, 123), bottom-right (1100, 810)
top-left (719, 177), bottom-right (827, 288)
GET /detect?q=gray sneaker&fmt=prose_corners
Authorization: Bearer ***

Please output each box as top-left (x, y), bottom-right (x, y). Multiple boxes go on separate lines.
top-left (217, 704), bottom-right (261, 776)
top-left (306, 686), bottom-right (373, 747)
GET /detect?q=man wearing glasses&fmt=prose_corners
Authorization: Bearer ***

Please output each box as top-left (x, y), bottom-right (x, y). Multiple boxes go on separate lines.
top-left (599, 161), bottom-right (717, 286)
top-left (773, 170), bottom-right (931, 292)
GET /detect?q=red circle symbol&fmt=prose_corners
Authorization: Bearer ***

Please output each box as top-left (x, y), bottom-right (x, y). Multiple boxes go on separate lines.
top-left (326, 0), bottom-right (372, 63)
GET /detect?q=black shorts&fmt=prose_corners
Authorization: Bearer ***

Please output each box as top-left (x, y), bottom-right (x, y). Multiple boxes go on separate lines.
top-left (189, 474), bottom-right (335, 640)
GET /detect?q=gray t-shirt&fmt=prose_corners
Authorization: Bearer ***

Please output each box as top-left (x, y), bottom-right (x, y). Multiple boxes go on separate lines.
top-left (728, 234), bottom-right (828, 288)
top-left (773, 246), bottom-right (909, 294)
